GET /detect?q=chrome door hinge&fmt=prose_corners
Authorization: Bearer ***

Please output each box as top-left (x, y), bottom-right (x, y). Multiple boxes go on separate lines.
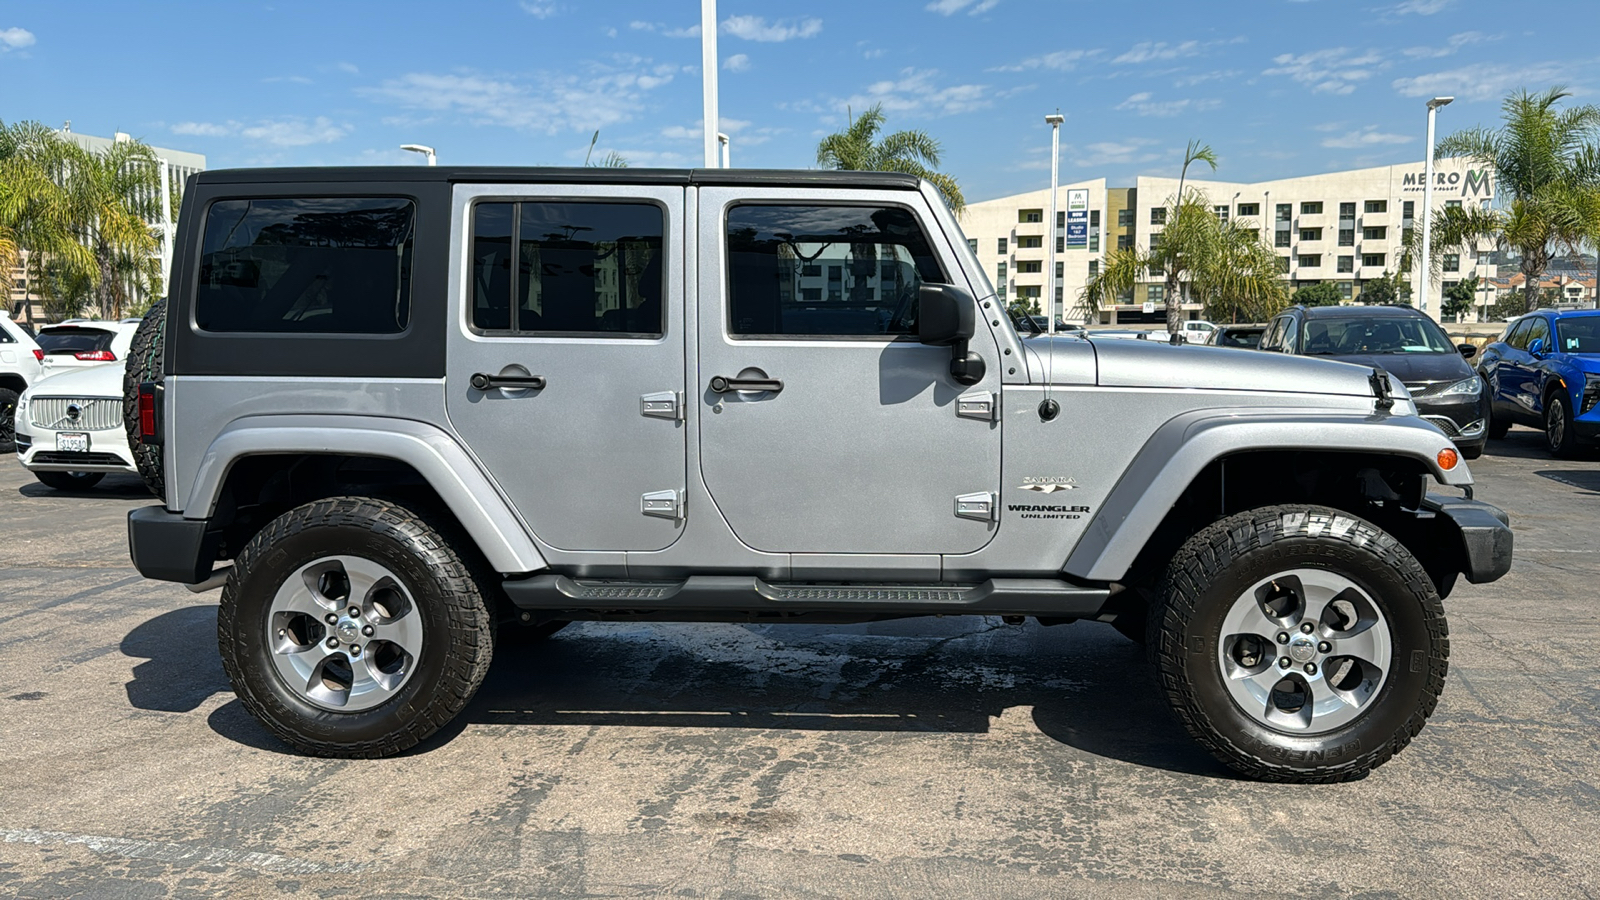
top-left (640, 391), bottom-right (683, 421)
top-left (641, 489), bottom-right (684, 520)
top-left (956, 390), bottom-right (998, 422)
top-left (954, 491), bottom-right (996, 522)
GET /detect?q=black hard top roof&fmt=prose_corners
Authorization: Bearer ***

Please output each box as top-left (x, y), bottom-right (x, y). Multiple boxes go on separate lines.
top-left (1298, 304), bottom-right (1427, 318)
top-left (191, 166), bottom-right (925, 191)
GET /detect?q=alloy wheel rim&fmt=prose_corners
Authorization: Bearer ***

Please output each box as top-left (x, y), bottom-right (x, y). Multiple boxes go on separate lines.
top-left (1548, 402), bottom-right (1565, 450)
top-left (266, 555), bottom-right (424, 713)
top-left (1216, 568), bottom-right (1393, 735)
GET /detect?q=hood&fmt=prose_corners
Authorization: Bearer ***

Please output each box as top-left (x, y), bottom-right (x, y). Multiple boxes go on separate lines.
top-left (1035, 336), bottom-right (1384, 397)
top-left (23, 360), bottom-right (127, 400)
top-left (1307, 351), bottom-right (1474, 387)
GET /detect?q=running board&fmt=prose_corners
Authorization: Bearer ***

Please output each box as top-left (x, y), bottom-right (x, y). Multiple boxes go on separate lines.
top-left (502, 574), bottom-right (1111, 617)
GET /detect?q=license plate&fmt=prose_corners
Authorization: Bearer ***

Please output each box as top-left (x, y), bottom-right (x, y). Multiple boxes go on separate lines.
top-left (56, 432), bottom-right (89, 453)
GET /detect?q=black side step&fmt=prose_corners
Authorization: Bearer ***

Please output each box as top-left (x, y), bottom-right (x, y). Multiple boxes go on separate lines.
top-left (502, 574), bottom-right (1111, 618)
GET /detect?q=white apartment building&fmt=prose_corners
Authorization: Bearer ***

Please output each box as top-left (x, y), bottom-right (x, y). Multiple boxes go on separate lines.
top-left (962, 178), bottom-right (1108, 324)
top-left (960, 159), bottom-right (1496, 325)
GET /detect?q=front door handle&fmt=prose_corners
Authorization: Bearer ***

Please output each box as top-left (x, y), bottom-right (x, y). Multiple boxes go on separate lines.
top-left (709, 375), bottom-right (783, 394)
top-left (471, 372), bottom-right (546, 391)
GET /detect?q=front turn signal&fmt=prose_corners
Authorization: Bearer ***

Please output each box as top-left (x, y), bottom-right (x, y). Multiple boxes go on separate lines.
top-left (1437, 447), bottom-right (1459, 471)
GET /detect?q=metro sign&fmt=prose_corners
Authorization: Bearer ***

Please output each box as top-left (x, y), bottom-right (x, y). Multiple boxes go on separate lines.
top-left (1401, 168), bottom-right (1493, 197)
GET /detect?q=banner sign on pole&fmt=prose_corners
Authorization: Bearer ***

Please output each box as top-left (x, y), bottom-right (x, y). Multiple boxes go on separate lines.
top-left (1065, 189), bottom-right (1089, 249)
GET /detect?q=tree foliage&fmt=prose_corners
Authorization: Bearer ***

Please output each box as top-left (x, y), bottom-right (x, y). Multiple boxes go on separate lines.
top-left (1360, 272), bottom-right (1401, 306)
top-left (816, 104), bottom-right (964, 214)
top-left (1430, 86), bottom-right (1600, 314)
top-left (1442, 273), bottom-right (1479, 319)
top-left (1292, 281), bottom-right (1344, 307)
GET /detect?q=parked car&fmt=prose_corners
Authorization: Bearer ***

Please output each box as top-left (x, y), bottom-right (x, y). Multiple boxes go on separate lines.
top-left (34, 320), bottom-right (139, 377)
top-left (1, 311), bottom-right (45, 453)
top-left (13, 361), bottom-right (139, 490)
top-left (1260, 305), bottom-right (1487, 458)
top-left (1014, 314), bottom-right (1084, 336)
top-left (1477, 308), bottom-right (1600, 457)
top-left (1206, 324), bottom-right (1266, 349)
top-left (1181, 320), bottom-right (1217, 341)
top-left (124, 165), bottom-right (1509, 782)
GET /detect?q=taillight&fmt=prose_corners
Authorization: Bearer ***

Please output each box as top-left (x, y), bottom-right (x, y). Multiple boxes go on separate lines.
top-left (73, 350), bottom-right (117, 361)
top-left (32, 349), bottom-right (44, 362)
top-left (138, 382), bottom-right (162, 445)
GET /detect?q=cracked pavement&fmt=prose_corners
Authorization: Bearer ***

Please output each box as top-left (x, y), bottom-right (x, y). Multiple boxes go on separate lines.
top-left (0, 427), bottom-right (1597, 898)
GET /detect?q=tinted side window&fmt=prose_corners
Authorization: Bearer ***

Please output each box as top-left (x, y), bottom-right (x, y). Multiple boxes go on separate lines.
top-left (0, 327), bottom-right (12, 344)
top-left (1282, 317), bottom-right (1300, 353)
top-left (471, 201), bottom-right (664, 336)
top-left (196, 198), bottom-right (414, 334)
top-left (726, 205), bottom-right (945, 337)
top-left (1504, 318), bottom-right (1531, 350)
top-left (1526, 316), bottom-right (1551, 350)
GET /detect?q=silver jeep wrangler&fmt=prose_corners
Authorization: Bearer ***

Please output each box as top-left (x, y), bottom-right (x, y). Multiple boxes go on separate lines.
top-left (125, 166), bottom-right (1512, 782)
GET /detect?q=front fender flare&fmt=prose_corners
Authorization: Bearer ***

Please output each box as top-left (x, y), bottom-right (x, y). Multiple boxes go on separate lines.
top-left (1064, 408), bottom-right (1471, 583)
top-left (185, 414), bottom-right (547, 574)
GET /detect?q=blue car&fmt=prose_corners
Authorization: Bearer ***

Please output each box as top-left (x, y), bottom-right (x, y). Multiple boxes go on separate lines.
top-left (1478, 309), bottom-right (1600, 456)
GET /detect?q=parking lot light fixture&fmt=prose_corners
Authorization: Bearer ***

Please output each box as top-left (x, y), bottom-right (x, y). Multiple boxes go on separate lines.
top-left (1419, 96), bottom-right (1453, 314)
top-left (400, 144), bottom-right (436, 166)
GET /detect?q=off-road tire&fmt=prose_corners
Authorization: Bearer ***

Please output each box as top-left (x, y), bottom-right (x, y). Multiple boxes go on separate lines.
top-left (0, 387), bottom-right (18, 454)
top-left (121, 299), bottom-right (166, 502)
top-left (36, 470), bottom-right (106, 491)
top-left (1148, 504), bottom-right (1448, 783)
top-left (1545, 391), bottom-right (1578, 458)
top-left (218, 496), bottom-right (496, 758)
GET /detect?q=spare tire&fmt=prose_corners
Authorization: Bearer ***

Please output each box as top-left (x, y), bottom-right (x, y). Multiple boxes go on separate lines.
top-left (122, 299), bottom-right (166, 502)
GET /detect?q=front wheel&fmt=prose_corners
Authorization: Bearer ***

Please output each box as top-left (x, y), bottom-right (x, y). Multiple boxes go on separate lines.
top-left (1149, 505), bottom-right (1448, 782)
top-left (0, 387), bottom-right (18, 454)
top-left (218, 496), bottom-right (496, 757)
top-left (1546, 391), bottom-right (1578, 458)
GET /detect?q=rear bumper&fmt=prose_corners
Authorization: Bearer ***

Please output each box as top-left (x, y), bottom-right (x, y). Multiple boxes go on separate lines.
top-left (1425, 494), bottom-right (1513, 584)
top-left (128, 506), bottom-right (217, 584)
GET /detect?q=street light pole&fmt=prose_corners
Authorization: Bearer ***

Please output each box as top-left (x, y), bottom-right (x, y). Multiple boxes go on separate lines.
top-left (1045, 112), bottom-right (1064, 336)
top-left (400, 144), bottom-right (436, 166)
top-left (1419, 96), bottom-right (1453, 315)
top-left (701, 0), bottom-right (719, 168)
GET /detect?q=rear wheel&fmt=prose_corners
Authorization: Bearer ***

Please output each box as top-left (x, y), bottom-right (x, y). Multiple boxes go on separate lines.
top-left (35, 470), bottom-right (106, 491)
top-left (0, 387), bottom-right (18, 454)
top-left (1546, 391), bottom-right (1578, 458)
top-left (218, 496), bottom-right (495, 757)
top-left (121, 300), bottom-right (166, 502)
top-left (1149, 505), bottom-right (1448, 782)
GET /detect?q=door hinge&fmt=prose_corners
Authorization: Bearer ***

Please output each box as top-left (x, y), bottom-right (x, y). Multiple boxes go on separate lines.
top-left (641, 489), bottom-right (684, 520)
top-left (956, 390), bottom-right (998, 422)
top-left (640, 391), bottom-right (683, 421)
top-left (954, 491), bottom-right (996, 522)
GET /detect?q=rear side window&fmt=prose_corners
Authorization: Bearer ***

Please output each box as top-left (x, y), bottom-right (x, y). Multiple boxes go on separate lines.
top-left (0, 326), bottom-right (13, 344)
top-left (470, 201), bottom-right (664, 336)
top-left (1504, 318), bottom-right (1532, 350)
top-left (37, 328), bottom-right (116, 355)
top-left (725, 204), bottom-right (945, 338)
top-left (195, 197), bottom-right (415, 334)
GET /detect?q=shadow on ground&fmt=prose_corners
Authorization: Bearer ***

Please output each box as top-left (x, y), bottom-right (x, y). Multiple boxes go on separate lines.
top-left (17, 472), bottom-right (152, 500)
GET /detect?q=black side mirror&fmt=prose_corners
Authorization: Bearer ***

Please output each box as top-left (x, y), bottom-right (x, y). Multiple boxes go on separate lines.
top-left (916, 283), bottom-right (985, 385)
top-left (1458, 343), bottom-right (1477, 359)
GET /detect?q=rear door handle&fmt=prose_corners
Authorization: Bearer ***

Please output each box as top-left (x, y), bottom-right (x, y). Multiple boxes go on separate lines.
top-left (709, 375), bottom-right (783, 394)
top-left (471, 373), bottom-right (546, 391)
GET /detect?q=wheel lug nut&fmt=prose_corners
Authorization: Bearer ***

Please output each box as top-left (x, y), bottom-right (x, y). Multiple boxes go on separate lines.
top-left (325, 636), bottom-right (339, 648)
top-left (1304, 663), bottom-right (1318, 675)
top-left (1300, 622), bottom-right (1314, 634)
top-left (277, 629), bottom-right (287, 638)
top-left (348, 607), bottom-right (360, 618)
top-left (1318, 641), bottom-right (1332, 653)
top-left (362, 625), bottom-right (375, 637)
top-left (325, 613), bottom-right (338, 625)
top-left (1279, 657), bottom-right (1291, 669)
top-left (1276, 632), bottom-right (1289, 644)
top-left (349, 644), bottom-right (361, 656)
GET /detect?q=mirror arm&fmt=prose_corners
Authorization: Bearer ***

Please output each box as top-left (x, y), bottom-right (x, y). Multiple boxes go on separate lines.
top-left (948, 337), bottom-right (986, 386)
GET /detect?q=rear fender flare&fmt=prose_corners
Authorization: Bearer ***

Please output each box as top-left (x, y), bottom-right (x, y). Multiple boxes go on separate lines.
top-left (1064, 408), bottom-right (1472, 582)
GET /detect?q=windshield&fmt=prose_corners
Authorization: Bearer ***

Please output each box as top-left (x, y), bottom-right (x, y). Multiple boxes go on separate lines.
top-left (1301, 316), bottom-right (1453, 354)
top-left (1556, 317), bottom-right (1600, 354)
top-left (37, 328), bottom-right (116, 355)
top-left (1216, 329), bottom-right (1263, 348)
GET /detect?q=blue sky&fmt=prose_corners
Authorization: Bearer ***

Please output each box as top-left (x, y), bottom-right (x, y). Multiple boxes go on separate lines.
top-left (2, 0), bottom-right (1595, 202)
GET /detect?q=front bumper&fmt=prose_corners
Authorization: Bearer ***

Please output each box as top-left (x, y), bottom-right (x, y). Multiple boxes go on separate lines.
top-left (1413, 393), bottom-right (1487, 446)
top-left (1425, 494), bottom-right (1513, 584)
top-left (15, 422), bottom-right (138, 474)
top-left (128, 506), bottom-right (219, 585)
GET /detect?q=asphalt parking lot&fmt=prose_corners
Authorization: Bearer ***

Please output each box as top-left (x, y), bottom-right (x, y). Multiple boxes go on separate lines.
top-left (1, 430), bottom-right (1597, 899)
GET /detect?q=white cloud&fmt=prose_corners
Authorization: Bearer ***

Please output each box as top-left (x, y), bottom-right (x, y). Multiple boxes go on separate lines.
top-left (1070, 138), bottom-right (1163, 168)
top-left (1264, 47), bottom-right (1386, 95)
top-left (837, 68), bottom-right (1002, 118)
top-left (1174, 69), bottom-right (1242, 87)
top-left (171, 117), bottom-right (350, 146)
top-left (990, 48), bottom-right (1098, 73)
top-left (263, 75), bottom-right (314, 85)
top-left (721, 15), bottom-right (821, 42)
top-left (360, 60), bottom-right (680, 135)
top-left (1402, 31), bottom-right (1496, 59)
top-left (1114, 40), bottom-right (1201, 64)
top-left (629, 20), bottom-right (699, 37)
top-left (1388, 0), bottom-right (1452, 14)
top-left (1392, 60), bottom-right (1575, 102)
top-left (924, 0), bottom-right (1001, 15)
top-left (723, 53), bottom-right (750, 73)
top-left (1320, 126), bottom-right (1413, 149)
top-left (0, 26), bottom-right (35, 51)
top-left (519, 1), bottom-right (557, 17)
top-left (336, 62), bottom-right (359, 74)
top-left (1114, 92), bottom-right (1221, 117)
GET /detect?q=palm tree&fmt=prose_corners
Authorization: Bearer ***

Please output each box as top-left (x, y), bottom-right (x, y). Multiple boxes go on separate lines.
top-left (815, 104), bottom-right (965, 214)
top-left (58, 136), bottom-right (162, 320)
top-left (0, 120), bottom-right (93, 318)
top-left (1430, 87), bottom-right (1600, 314)
top-left (1080, 189), bottom-right (1286, 328)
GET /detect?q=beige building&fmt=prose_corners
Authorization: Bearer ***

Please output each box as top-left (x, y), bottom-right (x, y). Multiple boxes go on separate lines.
top-left (960, 159), bottom-right (1497, 325)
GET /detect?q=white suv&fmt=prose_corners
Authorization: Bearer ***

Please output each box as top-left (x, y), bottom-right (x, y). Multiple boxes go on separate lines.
top-left (34, 320), bottom-right (140, 377)
top-left (13, 361), bottom-right (139, 490)
top-left (1, 312), bottom-right (45, 453)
